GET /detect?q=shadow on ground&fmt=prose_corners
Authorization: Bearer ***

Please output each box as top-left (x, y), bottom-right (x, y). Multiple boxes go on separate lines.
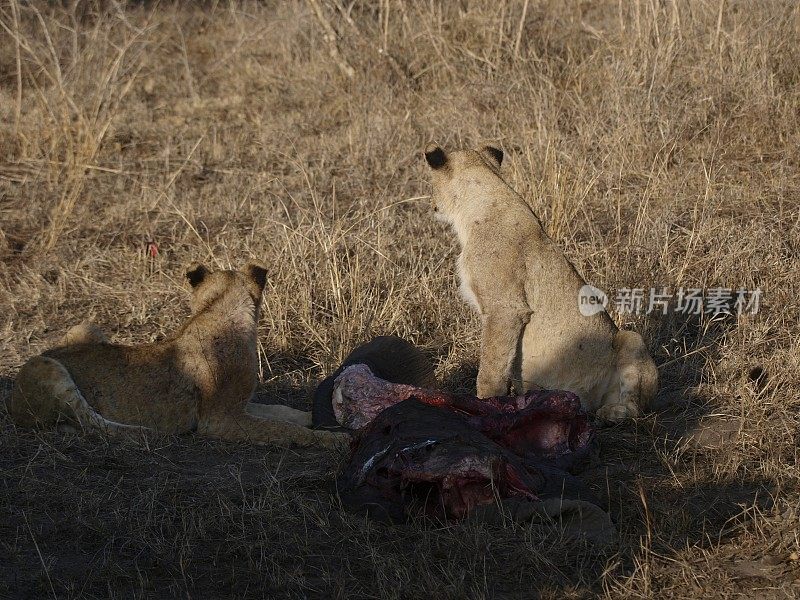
top-left (559, 312), bottom-right (776, 587)
top-left (434, 311), bottom-right (780, 591)
top-left (0, 318), bottom-right (784, 599)
top-left (251, 350), bottom-right (319, 411)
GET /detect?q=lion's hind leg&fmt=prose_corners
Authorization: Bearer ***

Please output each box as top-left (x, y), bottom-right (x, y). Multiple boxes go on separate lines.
top-left (9, 356), bottom-right (148, 436)
top-left (9, 356), bottom-right (64, 428)
top-left (596, 331), bottom-right (658, 423)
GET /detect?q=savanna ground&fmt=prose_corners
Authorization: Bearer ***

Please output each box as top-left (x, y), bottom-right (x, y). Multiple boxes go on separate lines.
top-left (1, 1), bottom-right (799, 597)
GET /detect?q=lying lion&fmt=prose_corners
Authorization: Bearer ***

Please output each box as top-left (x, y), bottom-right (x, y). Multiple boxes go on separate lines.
top-left (423, 144), bottom-right (658, 422)
top-left (8, 264), bottom-right (347, 448)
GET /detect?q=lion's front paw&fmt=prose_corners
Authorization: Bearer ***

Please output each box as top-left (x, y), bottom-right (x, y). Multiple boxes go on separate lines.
top-left (596, 401), bottom-right (639, 424)
top-left (476, 374), bottom-right (509, 399)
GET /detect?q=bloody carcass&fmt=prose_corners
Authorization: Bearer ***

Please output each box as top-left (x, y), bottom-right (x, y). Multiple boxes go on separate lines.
top-left (315, 338), bottom-right (606, 529)
top-left (312, 336), bottom-right (436, 430)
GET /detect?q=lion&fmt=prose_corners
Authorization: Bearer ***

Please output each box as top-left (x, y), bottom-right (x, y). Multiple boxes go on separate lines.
top-left (423, 144), bottom-right (658, 422)
top-left (7, 264), bottom-right (348, 448)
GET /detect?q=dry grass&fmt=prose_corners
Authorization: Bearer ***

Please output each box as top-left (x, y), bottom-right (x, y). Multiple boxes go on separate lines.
top-left (1, 1), bottom-right (799, 597)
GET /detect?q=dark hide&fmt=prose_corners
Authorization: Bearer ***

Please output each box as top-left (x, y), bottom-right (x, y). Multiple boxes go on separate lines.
top-left (336, 385), bottom-right (598, 523)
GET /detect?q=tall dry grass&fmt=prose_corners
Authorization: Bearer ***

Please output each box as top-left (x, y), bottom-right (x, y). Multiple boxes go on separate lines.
top-left (0, 1), bottom-right (798, 597)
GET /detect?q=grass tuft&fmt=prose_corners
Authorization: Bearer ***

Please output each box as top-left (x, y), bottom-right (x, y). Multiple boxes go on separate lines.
top-left (1, 1), bottom-right (798, 597)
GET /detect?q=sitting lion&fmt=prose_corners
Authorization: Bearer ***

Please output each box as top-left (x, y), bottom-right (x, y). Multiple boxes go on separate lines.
top-left (423, 144), bottom-right (658, 422)
top-left (8, 264), bottom-right (347, 448)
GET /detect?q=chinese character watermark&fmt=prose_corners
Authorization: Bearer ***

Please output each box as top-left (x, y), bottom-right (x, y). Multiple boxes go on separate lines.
top-left (577, 286), bottom-right (762, 316)
top-left (616, 288), bottom-right (645, 315)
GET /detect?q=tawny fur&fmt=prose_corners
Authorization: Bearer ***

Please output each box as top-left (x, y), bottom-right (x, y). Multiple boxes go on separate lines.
top-left (423, 144), bottom-right (658, 422)
top-left (8, 264), bottom-right (345, 447)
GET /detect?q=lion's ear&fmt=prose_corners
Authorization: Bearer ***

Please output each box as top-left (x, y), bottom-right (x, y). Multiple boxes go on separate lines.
top-left (424, 144), bottom-right (448, 170)
top-left (247, 263), bottom-right (268, 292)
top-left (186, 264), bottom-right (209, 288)
top-left (482, 145), bottom-right (503, 167)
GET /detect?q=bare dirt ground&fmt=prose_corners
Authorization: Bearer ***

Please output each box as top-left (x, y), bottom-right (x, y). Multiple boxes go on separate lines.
top-left (1, 1), bottom-right (798, 598)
